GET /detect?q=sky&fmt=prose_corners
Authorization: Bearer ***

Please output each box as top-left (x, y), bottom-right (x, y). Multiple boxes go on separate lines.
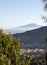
top-left (0, 0), bottom-right (46, 29)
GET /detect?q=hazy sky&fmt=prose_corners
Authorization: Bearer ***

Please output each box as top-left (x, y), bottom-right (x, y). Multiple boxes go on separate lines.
top-left (0, 0), bottom-right (46, 29)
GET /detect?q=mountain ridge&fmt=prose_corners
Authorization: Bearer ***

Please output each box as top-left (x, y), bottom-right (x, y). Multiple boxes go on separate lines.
top-left (5, 23), bottom-right (41, 34)
top-left (13, 26), bottom-right (47, 49)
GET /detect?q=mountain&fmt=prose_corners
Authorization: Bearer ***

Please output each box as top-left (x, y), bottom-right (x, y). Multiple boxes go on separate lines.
top-left (5, 23), bottom-right (41, 34)
top-left (13, 26), bottom-right (47, 49)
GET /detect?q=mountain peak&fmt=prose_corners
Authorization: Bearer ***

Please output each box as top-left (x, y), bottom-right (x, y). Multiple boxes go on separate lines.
top-left (5, 23), bottom-right (41, 34)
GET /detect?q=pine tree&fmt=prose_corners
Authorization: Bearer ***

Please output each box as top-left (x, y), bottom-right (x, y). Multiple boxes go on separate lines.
top-left (0, 29), bottom-right (31, 65)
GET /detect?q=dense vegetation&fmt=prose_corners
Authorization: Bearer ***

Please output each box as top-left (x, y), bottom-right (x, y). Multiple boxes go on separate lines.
top-left (0, 29), bottom-right (31, 65)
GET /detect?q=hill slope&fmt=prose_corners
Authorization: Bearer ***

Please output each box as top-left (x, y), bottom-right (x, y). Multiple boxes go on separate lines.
top-left (13, 26), bottom-right (47, 49)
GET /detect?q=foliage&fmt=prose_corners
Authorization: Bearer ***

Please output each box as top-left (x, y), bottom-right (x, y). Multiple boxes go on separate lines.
top-left (0, 29), bottom-right (31, 65)
top-left (30, 56), bottom-right (46, 65)
top-left (42, 0), bottom-right (47, 25)
top-left (42, 16), bottom-right (47, 25)
top-left (20, 54), bottom-right (31, 65)
top-left (42, 0), bottom-right (47, 10)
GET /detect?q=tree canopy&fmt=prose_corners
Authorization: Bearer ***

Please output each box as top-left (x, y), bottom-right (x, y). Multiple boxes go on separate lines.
top-left (0, 29), bottom-right (31, 65)
top-left (42, 0), bottom-right (47, 25)
top-left (42, 0), bottom-right (47, 10)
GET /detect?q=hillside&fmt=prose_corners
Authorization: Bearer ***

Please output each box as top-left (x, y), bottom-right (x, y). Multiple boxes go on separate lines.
top-left (13, 26), bottom-right (47, 49)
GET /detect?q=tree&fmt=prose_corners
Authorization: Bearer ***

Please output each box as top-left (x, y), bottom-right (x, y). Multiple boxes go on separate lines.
top-left (45, 52), bottom-right (47, 65)
top-left (0, 29), bottom-right (31, 65)
top-left (42, 0), bottom-right (47, 10)
top-left (42, 0), bottom-right (47, 25)
top-left (42, 1), bottom-right (47, 65)
top-left (42, 16), bottom-right (47, 25)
